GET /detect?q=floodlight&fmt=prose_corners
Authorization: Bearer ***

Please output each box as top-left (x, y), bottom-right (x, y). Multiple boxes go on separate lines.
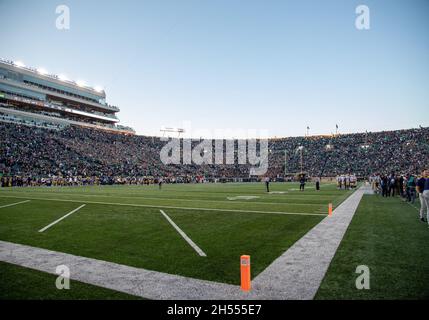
top-left (37, 68), bottom-right (48, 75)
top-left (58, 74), bottom-right (69, 81)
top-left (14, 61), bottom-right (25, 68)
top-left (76, 80), bottom-right (86, 87)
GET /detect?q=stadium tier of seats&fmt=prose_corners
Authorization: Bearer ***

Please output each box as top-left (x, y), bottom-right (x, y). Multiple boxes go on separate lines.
top-left (1, 121), bottom-right (428, 186)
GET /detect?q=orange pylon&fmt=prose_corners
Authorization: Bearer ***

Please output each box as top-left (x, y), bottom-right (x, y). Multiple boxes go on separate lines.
top-left (240, 255), bottom-right (251, 291)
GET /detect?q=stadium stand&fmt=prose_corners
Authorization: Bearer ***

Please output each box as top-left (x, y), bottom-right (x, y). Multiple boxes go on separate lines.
top-left (1, 121), bottom-right (428, 186)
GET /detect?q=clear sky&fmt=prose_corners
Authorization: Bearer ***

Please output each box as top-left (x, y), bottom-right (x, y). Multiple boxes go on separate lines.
top-left (1, 0), bottom-right (428, 138)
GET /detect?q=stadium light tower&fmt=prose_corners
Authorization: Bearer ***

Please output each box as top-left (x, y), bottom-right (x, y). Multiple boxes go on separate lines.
top-left (360, 130), bottom-right (371, 150)
top-left (284, 149), bottom-right (288, 176)
top-left (297, 146), bottom-right (304, 173)
top-left (269, 148), bottom-right (289, 177)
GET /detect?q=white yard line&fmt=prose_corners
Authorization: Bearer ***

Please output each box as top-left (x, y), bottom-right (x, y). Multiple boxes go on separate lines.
top-left (0, 200), bottom-right (30, 209)
top-left (0, 191), bottom-right (331, 206)
top-left (0, 195), bottom-right (326, 217)
top-left (38, 204), bottom-right (86, 233)
top-left (160, 210), bottom-right (207, 257)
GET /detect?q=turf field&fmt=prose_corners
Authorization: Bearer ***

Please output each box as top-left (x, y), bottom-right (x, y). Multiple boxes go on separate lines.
top-left (0, 182), bottom-right (352, 294)
top-left (316, 195), bottom-right (429, 300)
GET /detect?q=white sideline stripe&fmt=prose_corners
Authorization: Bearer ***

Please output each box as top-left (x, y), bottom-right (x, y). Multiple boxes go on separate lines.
top-left (38, 204), bottom-right (86, 233)
top-left (0, 240), bottom-right (245, 300)
top-left (160, 210), bottom-right (207, 257)
top-left (0, 200), bottom-right (30, 209)
top-left (403, 199), bottom-right (420, 212)
top-left (251, 186), bottom-right (365, 299)
top-left (0, 195), bottom-right (326, 217)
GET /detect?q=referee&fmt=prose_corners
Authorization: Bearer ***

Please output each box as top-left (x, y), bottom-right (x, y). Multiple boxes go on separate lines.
top-left (264, 176), bottom-right (270, 192)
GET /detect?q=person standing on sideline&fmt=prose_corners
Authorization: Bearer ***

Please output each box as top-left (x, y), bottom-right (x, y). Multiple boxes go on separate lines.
top-left (407, 174), bottom-right (416, 203)
top-left (375, 174), bottom-right (381, 194)
top-left (381, 175), bottom-right (388, 197)
top-left (388, 173), bottom-right (396, 197)
top-left (264, 176), bottom-right (270, 192)
top-left (315, 176), bottom-right (320, 191)
top-left (420, 170), bottom-right (429, 228)
top-left (399, 175), bottom-right (404, 198)
top-left (158, 177), bottom-right (163, 190)
top-left (416, 171), bottom-right (427, 223)
top-left (299, 174), bottom-right (306, 191)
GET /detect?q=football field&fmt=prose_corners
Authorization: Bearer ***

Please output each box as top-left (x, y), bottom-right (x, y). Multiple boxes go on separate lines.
top-left (0, 182), bottom-right (351, 289)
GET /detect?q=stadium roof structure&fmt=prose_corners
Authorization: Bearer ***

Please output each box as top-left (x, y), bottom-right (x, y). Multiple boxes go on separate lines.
top-left (0, 58), bottom-right (107, 98)
top-left (0, 58), bottom-right (134, 134)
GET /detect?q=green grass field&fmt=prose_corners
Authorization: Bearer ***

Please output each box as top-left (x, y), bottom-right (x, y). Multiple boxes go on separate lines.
top-left (3, 182), bottom-right (427, 300)
top-left (316, 195), bottom-right (429, 300)
top-left (0, 182), bottom-right (351, 299)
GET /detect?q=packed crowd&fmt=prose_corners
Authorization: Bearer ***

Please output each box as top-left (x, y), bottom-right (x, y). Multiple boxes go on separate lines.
top-left (268, 128), bottom-right (428, 177)
top-left (0, 122), bottom-right (428, 186)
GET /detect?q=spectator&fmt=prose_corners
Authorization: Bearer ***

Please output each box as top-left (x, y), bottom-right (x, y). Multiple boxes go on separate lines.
top-left (406, 175), bottom-right (416, 203)
top-left (422, 170), bottom-right (429, 228)
top-left (388, 173), bottom-right (396, 197)
top-left (381, 175), bottom-right (388, 197)
top-left (416, 170), bottom-right (427, 223)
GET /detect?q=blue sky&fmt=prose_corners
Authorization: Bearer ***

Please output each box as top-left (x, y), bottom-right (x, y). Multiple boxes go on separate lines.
top-left (1, 0), bottom-right (428, 137)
